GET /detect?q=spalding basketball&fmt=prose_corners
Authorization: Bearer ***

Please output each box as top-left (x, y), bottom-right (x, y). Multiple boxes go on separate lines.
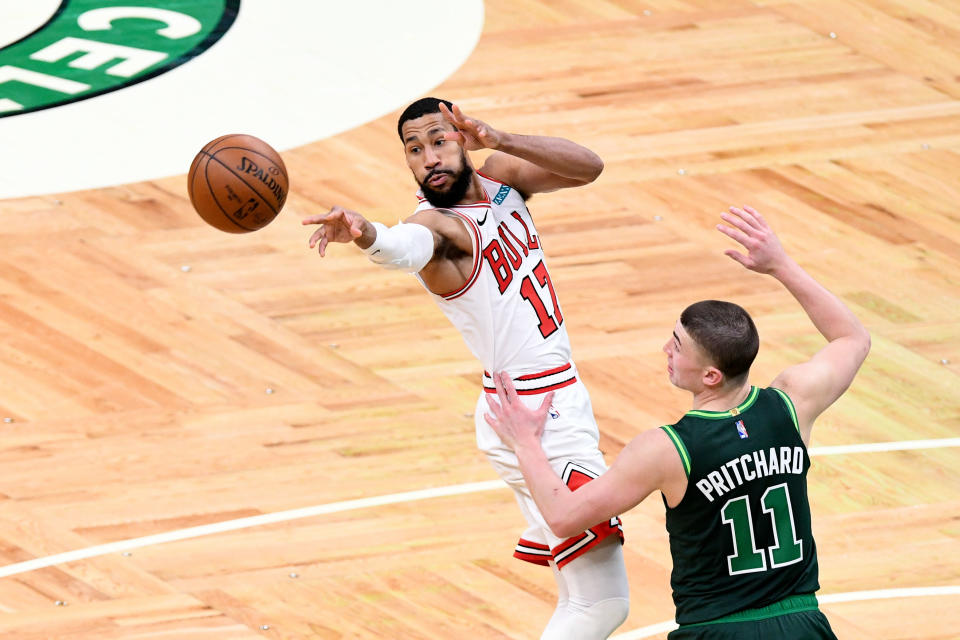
top-left (187, 134), bottom-right (288, 233)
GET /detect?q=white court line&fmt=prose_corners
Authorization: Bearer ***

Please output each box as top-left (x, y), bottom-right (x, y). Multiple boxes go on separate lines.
top-left (0, 480), bottom-right (503, 579)
top-left (0, 437), bottom-right (957, 579)
top-left (809, 438), bottom-right (960, 456)
top-left (609, 586), bottom-right (960, 639)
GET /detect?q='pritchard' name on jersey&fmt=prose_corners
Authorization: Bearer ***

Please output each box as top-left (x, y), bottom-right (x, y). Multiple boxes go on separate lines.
top-left (413, 172), bottom-right (571, 379)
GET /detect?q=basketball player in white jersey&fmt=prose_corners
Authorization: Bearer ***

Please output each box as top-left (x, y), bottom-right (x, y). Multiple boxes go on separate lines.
top-left (303, 98), bottom-right (630, 639)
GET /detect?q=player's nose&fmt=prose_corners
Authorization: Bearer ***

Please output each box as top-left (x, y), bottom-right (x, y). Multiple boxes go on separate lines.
top-left (423, 146), bottom-right (441, 167)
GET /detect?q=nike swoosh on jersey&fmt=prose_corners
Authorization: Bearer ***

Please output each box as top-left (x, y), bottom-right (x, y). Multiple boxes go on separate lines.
top-left (476, 210), bottom-right (489, 225)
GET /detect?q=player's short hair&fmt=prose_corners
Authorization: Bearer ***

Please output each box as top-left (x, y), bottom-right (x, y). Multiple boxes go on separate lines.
top-left (680, 300), bottom-right (759, 383)
top-left (397, 97), bottom-right (454, 139)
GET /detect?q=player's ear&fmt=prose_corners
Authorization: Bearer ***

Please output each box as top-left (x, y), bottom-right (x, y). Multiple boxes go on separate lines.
top-left (702, 366), bottom-right (724, 388)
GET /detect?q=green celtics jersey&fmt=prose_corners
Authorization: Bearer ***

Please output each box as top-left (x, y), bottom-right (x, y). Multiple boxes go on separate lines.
top-left (661, 386), bottom-right (820, 625)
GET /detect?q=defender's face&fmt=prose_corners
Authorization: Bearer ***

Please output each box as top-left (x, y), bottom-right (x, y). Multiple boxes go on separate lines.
top-left (401, 113), bottom-right (467, 191)
top-left (663, 320), bottom-right (711, 391)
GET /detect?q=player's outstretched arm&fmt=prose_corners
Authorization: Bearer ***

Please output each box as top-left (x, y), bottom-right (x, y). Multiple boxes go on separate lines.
top-left (303, 206), bottom-right (475, 294)
top-left (717, 206), bottom-right (871, 444)
top-left (439, 103), bottom-right (603, 197)
top-left (484, 372), bottom-right (679, 538)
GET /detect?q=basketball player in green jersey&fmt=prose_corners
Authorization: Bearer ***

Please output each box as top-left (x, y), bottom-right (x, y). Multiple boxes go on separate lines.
top-left (484, 205), bottom-right (870, 638)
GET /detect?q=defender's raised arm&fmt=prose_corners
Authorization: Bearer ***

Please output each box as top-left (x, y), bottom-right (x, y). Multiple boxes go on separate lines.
top-left (717, 205), bottom-right (871, 443)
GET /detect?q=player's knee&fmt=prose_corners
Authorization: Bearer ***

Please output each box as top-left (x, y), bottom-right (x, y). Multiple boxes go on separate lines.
top-left (588, 596), bottom-right (630, 637)
top-left (600, 595), bottom-right (630, 628)
top-left (541, 597), bottom-right (630, 640)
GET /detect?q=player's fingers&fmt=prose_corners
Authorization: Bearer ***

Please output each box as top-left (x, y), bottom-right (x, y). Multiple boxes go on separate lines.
top-left (716, 222), bottom-right (751, 247)
top-left (537, 391), bottom-right (555, 417)
top-left (318, 236), bottom-right (329, 257)
top-left (730, 205), bottom-right (761, 230)
top-left (439, 102), bottom-right (455, 120)
top-left (301, 213), bottom-right (331, 225)
top-left (443, 131), bottom-right (466, 144)
top-left (493, 371), bottom-right (510, 406)
top-left (742, 205), bottom-right (768, 227)
top-left (723, 249), bottom-right (750, 266)
top-left (442, 103), bottom-right (465, 129)
top-left (484, 392), bottom-right (503, 418)
top-left (308, 226), bottom-right (324, 247)
top-left (500, 373), bottom-right (520, 404)
top-left (720, 211), bottom-right (755, 236)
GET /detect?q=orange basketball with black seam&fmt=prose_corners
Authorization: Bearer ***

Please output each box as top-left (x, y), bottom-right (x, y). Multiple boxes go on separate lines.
top-left (188, 134), bottom-right (288, 233)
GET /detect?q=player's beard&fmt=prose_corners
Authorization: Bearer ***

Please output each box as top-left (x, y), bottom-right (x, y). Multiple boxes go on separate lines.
top-left (419, 152), bottom-right (474, 208)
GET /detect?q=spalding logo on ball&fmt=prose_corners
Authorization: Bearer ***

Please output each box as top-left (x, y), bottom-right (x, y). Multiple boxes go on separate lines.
top-left (188, 134), bottom-right (288, 233)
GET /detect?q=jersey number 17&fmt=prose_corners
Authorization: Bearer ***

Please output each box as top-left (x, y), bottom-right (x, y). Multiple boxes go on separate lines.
top-left (520, 260), bottom-right (563, 338)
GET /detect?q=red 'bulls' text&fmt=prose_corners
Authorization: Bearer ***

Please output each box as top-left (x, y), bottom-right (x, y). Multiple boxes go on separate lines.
top-left (480, 212), bottom-right (563, 338)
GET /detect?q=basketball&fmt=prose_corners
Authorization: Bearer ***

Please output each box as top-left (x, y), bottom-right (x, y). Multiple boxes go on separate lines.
top-left (187, 134), bottom-right (288, 233)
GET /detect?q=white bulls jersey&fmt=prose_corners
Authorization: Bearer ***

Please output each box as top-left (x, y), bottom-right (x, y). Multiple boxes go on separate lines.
top-left (415, 173), bottom-right (623, 570)
top-left (414, 172), bottom-right (572, 383)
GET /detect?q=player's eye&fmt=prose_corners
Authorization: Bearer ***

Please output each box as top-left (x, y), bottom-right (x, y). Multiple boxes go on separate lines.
top-left (409, 146), bottom-right (420, 153)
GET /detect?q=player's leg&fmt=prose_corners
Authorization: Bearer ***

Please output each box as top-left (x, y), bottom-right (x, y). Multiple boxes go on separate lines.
top-left (474, 382), bottom-right (629, 638)
top-left (507, 481), bottom-right (627, 639)
top-left (549, 559), bottom-right (570, 617)
top-left (541, 536), bottom-right (630, 640)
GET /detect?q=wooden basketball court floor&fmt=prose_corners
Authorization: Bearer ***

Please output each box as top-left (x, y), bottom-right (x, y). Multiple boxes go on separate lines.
top-left (0, 1), bottom-right (958, 638)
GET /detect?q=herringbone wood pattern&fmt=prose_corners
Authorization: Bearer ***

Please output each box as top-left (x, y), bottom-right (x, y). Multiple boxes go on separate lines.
top-left (0, 1), bottom-right (957, 638)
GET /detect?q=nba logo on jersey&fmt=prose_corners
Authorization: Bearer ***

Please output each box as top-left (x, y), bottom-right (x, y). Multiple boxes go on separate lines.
top-left (735, 420), bottom-right (748, 439)
top-left (549, 407), bottom-right (560, 420)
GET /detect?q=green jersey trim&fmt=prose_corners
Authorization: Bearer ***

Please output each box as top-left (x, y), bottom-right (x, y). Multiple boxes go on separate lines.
top-left (678, 594), bottom-right (820, 628)
top-left (660, 425), bottom-right (691, 477)
top-left (771, 387), bottom-right (801, 434)
top-left (685, 386), bottom-right (760, 420)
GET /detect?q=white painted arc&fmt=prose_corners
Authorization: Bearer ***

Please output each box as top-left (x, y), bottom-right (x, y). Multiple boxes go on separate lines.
top-left (0, 480), bottom-right (503, 579)
top-left (0, 437), bottom-right (955, 579)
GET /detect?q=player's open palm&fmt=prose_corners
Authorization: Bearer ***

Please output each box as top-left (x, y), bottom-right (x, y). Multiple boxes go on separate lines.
top-left (484, 372), bottom-right (554, 450)
top-left (717, 205), bottom-right (790, 274)
top-left (303, 206), bottom-right (366, 257)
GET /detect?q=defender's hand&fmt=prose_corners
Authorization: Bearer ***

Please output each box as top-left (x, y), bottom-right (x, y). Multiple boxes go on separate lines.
top-left (303, 206), bottom-right (367, 257)
top-left (717, 205), bottom-right (790, 274)
top-left (440, 103), bottom-right (502, 151)
top-left (483, 372), bottom-right (555, 450)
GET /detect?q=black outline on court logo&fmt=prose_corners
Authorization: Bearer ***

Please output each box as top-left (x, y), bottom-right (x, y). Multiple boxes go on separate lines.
top-left (0, 0), bottom-right (241, 119)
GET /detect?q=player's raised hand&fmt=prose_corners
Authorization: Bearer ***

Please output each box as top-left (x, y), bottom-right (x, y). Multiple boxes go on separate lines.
top-left (717, 205), bottom-right (791, 274)
top-left (303, 206), bottom-right (367, 257)
top-left (439, 103), bottom-right (502, 151)
top-left (484, 372), bottom-right (555, 450)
